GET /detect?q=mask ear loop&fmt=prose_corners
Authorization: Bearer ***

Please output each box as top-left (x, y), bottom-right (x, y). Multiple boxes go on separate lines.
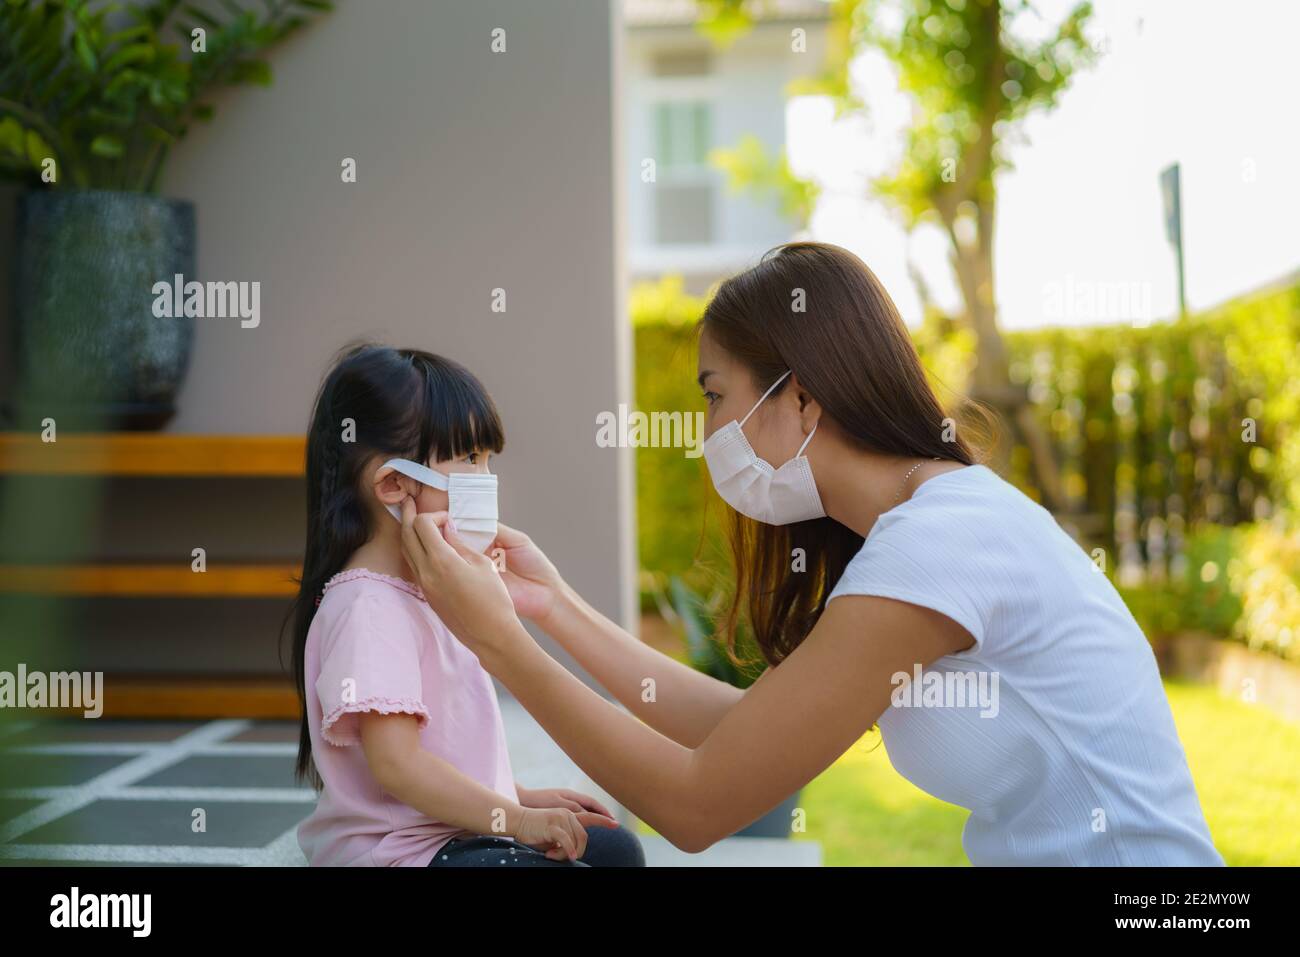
top-left (738, 369), bottom-right (793, 428)
top-left (795, 422), bottom-right (818, 458)
top-left (378, 458), bottom-right (450, 491)
top-left (378, 458), bottom-right (452, 524)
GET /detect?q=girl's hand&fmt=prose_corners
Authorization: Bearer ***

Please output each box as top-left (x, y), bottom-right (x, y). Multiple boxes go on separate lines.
top-left (514, 806), bottom-right (618, 862)
top-left (517, 785), bottom-right (618, 824)
top-left (491, 522), bottom-right (566, 625)
top-left (399, 498), bottom-right (528, 662)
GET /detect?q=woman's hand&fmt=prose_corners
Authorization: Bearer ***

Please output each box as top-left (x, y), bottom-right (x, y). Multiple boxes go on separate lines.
top-left (491, 522), bottom-right (567, 625)
top-left (517, 785), bottom-right (618, 823)
top-left (512, 806), bottom-right (617, 862)
top-left (399, 498), bottom-right (530, 662)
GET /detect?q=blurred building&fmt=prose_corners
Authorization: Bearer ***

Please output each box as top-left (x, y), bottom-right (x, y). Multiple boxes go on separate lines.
top-left (0, 0), bottom-right (633, 705)
top-left (624, 0), bottom-right (829, 292)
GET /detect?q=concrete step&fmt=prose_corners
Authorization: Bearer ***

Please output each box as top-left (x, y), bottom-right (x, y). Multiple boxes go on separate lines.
top-left (499, 692), bottom-right (823, 867)
top-left (640, 834), bottom-right (823, 867)
top-left (498, 692), bottom-right (621, 817)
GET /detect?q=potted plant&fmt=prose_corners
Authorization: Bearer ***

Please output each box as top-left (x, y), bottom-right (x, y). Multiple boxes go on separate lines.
top-left (660, 574), bottom-right (805, 838)
top-left (0, 0), bottom-right (333, 429)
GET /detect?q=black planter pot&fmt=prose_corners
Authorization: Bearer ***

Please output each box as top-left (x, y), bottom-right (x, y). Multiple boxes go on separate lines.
top-left (10, 189), bottom-right (195, 430)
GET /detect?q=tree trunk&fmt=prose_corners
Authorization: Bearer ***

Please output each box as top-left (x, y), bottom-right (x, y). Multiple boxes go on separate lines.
top-left (946, 204), bottom-right (1066, 513)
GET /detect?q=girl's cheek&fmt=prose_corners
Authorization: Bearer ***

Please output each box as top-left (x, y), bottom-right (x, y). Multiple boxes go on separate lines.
top-left (418, 488), bottom-right (450, 514)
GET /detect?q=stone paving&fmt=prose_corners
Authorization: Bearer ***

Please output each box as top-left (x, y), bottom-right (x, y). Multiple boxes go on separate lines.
top-left (0, 696), bottom-right (820, 867)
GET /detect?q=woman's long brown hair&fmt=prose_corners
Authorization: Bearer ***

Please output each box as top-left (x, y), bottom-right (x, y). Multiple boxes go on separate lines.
top-left (701, 242), bottom-right (979, 667)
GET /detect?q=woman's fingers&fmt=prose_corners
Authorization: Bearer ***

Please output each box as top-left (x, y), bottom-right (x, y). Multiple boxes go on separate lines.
top-left (442, 519), bottom-right (495, 567)
top-left (492, 522), bottom-right (531, 548)
top-left (398, 496), bottom-right (427, 562)
top-left (408, 507), bottom-right (463, 567)
top-left (572, 793), bottom-right (617, 820)
top-left (575, 810), bottom-right (620, 830)
top-left (400, 499), bottom-right (452, 567)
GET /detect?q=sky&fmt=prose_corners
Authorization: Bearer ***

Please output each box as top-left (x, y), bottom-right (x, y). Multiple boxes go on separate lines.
top-left (784, 0), bottom-right (1300, 330)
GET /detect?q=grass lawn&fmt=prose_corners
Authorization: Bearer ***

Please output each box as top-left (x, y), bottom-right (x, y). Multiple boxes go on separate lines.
top-left (795, 678), bottom-right (1300, 866)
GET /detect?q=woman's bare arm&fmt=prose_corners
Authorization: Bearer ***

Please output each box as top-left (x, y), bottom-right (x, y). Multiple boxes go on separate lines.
top-left (492, 520), bottom-right (746, 748)
top-left (398, 502), bottom-right (973, 851)
top-left (484, 594), bottom-right (972, 851)
top-left (537, 582), bottom-right (747, 748)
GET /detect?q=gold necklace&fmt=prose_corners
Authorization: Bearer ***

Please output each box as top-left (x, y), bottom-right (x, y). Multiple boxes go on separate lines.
top-left (894, 457), bottom-right (942, 504)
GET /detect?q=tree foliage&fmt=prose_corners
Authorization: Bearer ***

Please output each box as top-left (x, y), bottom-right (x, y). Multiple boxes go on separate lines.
top-left (0, 0), bottom-right (334, 191)
top-left (697, 0), bottom-right (1099, 511)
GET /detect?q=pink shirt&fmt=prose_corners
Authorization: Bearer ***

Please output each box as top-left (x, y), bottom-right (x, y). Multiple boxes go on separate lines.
top-left (296, 568), bottom-right (518, 866)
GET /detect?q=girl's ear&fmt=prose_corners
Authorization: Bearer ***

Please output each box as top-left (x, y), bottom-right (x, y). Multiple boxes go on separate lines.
top-left (372, 462), bottom-right (416, 508)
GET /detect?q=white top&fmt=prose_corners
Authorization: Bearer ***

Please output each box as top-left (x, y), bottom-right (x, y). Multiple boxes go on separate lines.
top-left (827, 464), bottom-right (1223, 866)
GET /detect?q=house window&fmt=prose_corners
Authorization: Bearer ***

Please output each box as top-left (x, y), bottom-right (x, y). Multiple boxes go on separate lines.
top-left (652, 100), bottom-right (713, 244)
top-left (653, 101), bottom-right (711, 172)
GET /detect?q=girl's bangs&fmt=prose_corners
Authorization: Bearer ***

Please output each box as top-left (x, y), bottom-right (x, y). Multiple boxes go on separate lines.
top-left (412, 359), bottom-right (505, 464)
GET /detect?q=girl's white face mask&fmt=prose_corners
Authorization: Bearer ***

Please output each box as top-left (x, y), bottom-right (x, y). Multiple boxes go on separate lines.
top-left (377, 458), bottom-right (498, 554)
top-left (700, 369), bottom-right (825, 525)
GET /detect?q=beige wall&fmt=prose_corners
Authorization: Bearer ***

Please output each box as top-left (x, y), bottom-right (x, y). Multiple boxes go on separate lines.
top-left (2, 1), bottom-right (635, 678)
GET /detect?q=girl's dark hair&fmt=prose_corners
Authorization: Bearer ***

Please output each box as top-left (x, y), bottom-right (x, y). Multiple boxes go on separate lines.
top-left (699, 242), bottom-right (979, 667)
top-left (285, 343), bottom-right (504, 787)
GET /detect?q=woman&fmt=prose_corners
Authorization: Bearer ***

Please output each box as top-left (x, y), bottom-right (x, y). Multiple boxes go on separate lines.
top-left (398, 242), bottom-right (1223, 866)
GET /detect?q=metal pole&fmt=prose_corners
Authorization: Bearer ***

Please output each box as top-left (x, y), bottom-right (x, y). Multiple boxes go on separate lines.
top-left (1160, 163), bottom-right (1186, 319)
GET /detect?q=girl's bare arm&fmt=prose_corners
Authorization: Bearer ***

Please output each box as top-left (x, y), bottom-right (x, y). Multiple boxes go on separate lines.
top-left (359, 712), bottom-right (525, 835)
top-left (358, 712), bottom-right (599, 859)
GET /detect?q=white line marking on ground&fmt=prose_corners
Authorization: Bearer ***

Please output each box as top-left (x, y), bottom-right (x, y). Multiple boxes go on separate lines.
top-left (6, 741), bottom-right (296, 756)
top-left (257, 824), bottom-right (309, 866)
top-left (3, 786), bottom-right (315, 803)
top-left (0, 843), bottom-right (275, 866)
top-left (0, 719), bottom-right (251, 846)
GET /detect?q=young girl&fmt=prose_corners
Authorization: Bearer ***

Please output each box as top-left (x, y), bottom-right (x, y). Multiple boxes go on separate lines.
top-left (288, 344), bottom-right (645, 867)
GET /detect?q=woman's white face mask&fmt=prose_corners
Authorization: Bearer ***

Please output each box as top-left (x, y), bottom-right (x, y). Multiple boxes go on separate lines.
top-left (376, 458), bottom-right (498, 553)
top-left (700, 370), bottom-right (825, 525)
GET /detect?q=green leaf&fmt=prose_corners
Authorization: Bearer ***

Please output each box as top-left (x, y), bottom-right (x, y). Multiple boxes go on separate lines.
top-left (24, 128), bottom-right (53, 168)
top-left (230, 59), bottom-right (272, 85)
top-left (105, 24), bottom-right (153, 46)
top-left (89, 133), bottom-right (125, 158)
top-left (103, 42), bottom-right (155, 73)
top-left (162, 77), bottom-right (188, 104)
top-left (104, 68), bottom-right (148, 101)
top-left (73, 31), bottom-right (97, 72)
top-left (144, 123), bottom-right (176, 143)
top-left (87, 105), bottom-right (135, 127)
top-left (183, 4), bottom-right (220, 29)
top-left (0, 117), bottom-right (26, 157)
top-left (0, 0), bottom-right (333, 190)
top-left (668, 576), bottom-right (714, 668)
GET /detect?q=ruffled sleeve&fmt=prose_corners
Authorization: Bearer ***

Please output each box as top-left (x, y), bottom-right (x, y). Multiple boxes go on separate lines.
top-left (315, 593), bottom-right (431, 747)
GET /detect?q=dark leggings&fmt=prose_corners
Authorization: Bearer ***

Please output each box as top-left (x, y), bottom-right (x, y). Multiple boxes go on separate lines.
top-left (428, 823), bottom-right (646, 867)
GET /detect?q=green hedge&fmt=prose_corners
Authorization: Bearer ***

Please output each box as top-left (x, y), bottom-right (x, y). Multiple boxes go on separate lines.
top-left (1123, 521), bottom-right (1300, 662)
top-left (632, 275), bottom-right (1300, 656)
